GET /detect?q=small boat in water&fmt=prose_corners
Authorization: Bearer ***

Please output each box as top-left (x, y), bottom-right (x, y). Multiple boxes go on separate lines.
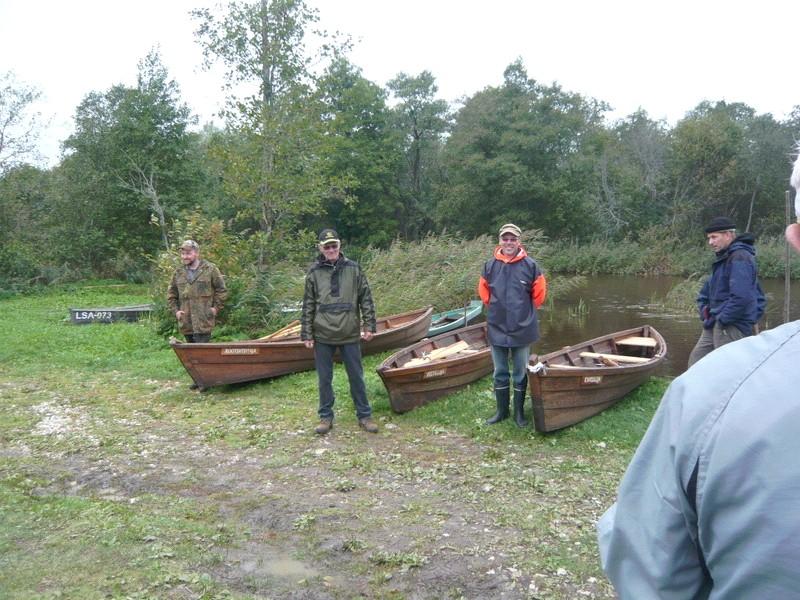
top-left (527, 325), bottom-right (667, 432)
top-left (171, 306), bottom-right (433, 390)
top-left (427, 299), bottom-right (483, 337)
top-left (376, 322), bottom-right (493, 413)
top-left (69, 303), bottom-right (154, 324)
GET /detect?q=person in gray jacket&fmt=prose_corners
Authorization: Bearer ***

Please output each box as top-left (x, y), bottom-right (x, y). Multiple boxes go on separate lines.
top-left (301, 228), bottom-right (378, 435)
top-left (597, 154), bottom-right (800, 598)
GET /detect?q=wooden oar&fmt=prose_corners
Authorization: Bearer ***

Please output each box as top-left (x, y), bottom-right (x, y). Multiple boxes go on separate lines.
top-left (579, 351), bottom-right (650, 364)
top-left (258, 319), bottom-right (301, 340)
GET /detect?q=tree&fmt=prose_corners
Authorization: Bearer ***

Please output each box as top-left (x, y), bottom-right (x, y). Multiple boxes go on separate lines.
top-left (438, 60), bottom-right (606, 239)
top-left (56, 50), bottom-right (199, 273)
top-left (0, 164), bottom-right (51, 283)
top-left (387, 71), bottom-right (449, 238)
top-left (586, 111), bottom-right (670, 237)
top-left (666, 101), bottom-right (793, 235)
top-left (314, 58), bottom-right (404, 247)
top-left (192, 0), bottom-right (349, 263)
top-left (0, 72), bottom-right (42, 174)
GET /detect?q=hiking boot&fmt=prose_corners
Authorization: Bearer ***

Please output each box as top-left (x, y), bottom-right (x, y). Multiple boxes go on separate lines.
top-left (315, 419), bottom-right (333, 435)
top-left (358, 417), bottom-right (379, 433)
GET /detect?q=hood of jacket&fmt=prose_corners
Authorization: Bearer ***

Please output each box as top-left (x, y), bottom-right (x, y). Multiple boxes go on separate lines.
top-left (715, 233), bottom-right (756, 262)
top-left (492, 245), bottom-right (529, 264)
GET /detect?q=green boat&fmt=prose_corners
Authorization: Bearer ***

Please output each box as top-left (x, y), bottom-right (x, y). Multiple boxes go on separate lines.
top-left (427, 300), bottom-right (483, 337)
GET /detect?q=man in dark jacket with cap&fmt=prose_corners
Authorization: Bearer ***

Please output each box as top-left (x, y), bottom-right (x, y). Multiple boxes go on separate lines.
top-left (687, 216), bottom-right (765, 367)
top-left (301, 228), bottom-right (379, 435)
top-left (478, 223), bottom-right (547, 427)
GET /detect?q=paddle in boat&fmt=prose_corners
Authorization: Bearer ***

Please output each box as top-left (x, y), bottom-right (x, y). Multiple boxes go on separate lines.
top-left (171, 306), bottom-right (433, 390)
top-left (527, 325), bottom-right (667, 432)
top-left (376, 322), bottom-right (493, 413)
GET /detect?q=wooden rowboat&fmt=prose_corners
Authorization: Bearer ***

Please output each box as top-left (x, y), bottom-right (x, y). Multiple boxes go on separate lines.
top-left (69, 303), bottom-right (154, 324)
top-left (527, 325), bottom-right (667, 432)
top-left (427, 299), bottom-right (483, 337)
top-left (170, 306), bottom-right (433, 390)
top-left (376, 322), bottom-right (493, 413)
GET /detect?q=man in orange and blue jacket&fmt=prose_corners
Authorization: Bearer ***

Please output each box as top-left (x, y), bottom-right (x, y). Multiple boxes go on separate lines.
top-left (478, 223), bottom-right (547, 427)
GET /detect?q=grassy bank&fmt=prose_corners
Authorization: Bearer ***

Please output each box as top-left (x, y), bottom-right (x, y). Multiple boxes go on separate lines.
top-left (545, 233), bottom-right (800, 279)
top-left (0, 284), bottom-right (668, 599)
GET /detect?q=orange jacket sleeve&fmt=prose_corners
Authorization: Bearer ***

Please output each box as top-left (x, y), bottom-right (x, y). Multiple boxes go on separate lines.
top-left (532, 273), bottom-right (547, 308)
top-left (478, 276), bottom-right (491, 305)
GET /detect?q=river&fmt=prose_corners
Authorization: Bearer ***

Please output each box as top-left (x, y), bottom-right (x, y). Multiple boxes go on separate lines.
top-left (536, 274), bottom-right (800, 377)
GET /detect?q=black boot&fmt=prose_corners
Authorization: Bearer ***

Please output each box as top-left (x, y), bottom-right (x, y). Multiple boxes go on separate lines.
top-left (513, 385), bottom-right (529, 428)
top-left (486, 387), bottom-right (510, 424)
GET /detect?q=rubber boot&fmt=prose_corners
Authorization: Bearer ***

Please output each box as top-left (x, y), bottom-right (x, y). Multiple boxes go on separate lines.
top-left (513, 385), bottom-right (529, 428)
top-left (486, 387), bottom-right (510, 424)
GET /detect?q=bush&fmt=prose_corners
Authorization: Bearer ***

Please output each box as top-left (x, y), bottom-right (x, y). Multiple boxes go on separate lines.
top-left (151, 213), bottom-right (308, 339)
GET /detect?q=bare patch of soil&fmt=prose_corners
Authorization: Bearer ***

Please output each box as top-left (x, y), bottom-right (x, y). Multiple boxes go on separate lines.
top-left (6, 381), bottom-right (615, 599)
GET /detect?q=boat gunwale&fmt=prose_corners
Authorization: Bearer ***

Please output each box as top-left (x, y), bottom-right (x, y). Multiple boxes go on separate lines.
top-left (377, 322), bottom-right (491, 375)
top-left (170, 306), bottom-right (434, 348)
top-left (533, 325), bottom-right (667, 374)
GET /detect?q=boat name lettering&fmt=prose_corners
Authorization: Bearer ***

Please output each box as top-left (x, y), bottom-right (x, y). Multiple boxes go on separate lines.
top-left (75, 311), bottom-right (113, 320)
top-left (221, 348), bottom-right (259, 355)
top-left (582, 376), bottom-right (603, 385)
top-left (423, 368), bottom-right (447, 379)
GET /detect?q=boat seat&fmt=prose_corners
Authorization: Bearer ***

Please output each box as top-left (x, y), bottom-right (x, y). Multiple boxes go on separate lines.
top-left (579, 351), bottom-right (651, 364)
top-left (616, 336), bottom-right (657, 347)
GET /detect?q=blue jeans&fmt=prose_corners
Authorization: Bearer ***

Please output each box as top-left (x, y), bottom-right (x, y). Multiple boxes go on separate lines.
top-left (491, 345), bottom-right (531, 392)
top-left (314, 341), bottom-right (372, 421)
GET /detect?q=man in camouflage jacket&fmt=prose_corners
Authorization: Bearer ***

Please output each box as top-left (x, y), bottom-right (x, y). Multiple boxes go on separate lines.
top-left (167, 239), bottom-right (228, 343)
top-left (301, 228), bottom-right (378, 435)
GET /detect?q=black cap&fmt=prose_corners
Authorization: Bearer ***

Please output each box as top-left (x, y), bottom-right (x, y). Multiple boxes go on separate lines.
top-left (318, 228), bottom-right (340, 244)
top-left (704, 217), bottom-right (736, 234)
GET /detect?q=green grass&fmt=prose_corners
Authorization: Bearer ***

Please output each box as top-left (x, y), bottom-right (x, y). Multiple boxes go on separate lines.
top-left (0, 282), bottom-right (669, 599)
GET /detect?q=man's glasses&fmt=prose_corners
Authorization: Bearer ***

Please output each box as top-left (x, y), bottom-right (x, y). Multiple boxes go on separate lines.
top-left (322, 243), bottom-right (339, 250)
top-left (500, 236), bottom-right (519, 242)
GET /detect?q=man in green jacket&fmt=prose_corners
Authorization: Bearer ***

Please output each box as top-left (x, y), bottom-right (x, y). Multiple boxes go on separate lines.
top-left (167, 239), bottom-right (228, 345)
top-left (301, 228), bottom-right (378, 435)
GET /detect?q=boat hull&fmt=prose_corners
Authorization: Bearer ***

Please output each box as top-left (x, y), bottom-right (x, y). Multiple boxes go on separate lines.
top-left (427, 300), bottom-right (483, 337)
top-left (170, 306), bottom-right (433, 389)
top-left (377, 322), bottom-right (493, 413)
top-left (528, 325), bottom-right (667, 432)
top-left (70, 304), bottom-right (153, 324)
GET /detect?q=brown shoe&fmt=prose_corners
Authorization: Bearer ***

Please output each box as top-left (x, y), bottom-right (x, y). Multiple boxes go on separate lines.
top-left (358, 417), bottom-right (379, 433)
top-left (315, 419), bottom-right (333, 435)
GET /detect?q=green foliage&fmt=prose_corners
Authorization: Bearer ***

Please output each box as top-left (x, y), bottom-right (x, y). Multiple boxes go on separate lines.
top-left (361, 232), bottom-right (495, 315)
top-left (193, 0), bottom-right (349, 259)
top-left (387, 70), bottom-right (450, 238)
top-left (0, 71), bottom-right (42, 173)
top-left (150, 212), bottom-right (307, 338)
top-left (361, 229), bottom-right (574, 316)
top-left (313, 58), bottom-right (404, 247)
top-left (544, 228), bottom-right (693, 276)
top-left (52, 50), bottom-right (201, 276)
top-left (438, 59), bottom-right (606, 239)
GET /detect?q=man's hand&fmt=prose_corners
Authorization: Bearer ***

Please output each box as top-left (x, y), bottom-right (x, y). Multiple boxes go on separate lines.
top-left (361, 330), bottom-right (374, 342)
top-left (210, 307), bottom-right (218, 316)
top-left (175, 310), bottom-right (185, 320)
top-left (304, 339), bottom-right (314, 349)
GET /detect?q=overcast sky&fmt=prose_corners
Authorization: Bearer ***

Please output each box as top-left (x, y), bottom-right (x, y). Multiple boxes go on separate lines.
top-left (2, 0), bottom-right (798, 167)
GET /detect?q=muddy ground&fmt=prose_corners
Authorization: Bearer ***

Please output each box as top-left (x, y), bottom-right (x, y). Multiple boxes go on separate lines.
top-left (2, 377), bottom-right (619, 599)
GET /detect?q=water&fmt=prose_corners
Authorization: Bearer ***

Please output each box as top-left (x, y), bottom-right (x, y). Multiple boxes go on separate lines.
top-left (536, 274), bottom-right (800, 377)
